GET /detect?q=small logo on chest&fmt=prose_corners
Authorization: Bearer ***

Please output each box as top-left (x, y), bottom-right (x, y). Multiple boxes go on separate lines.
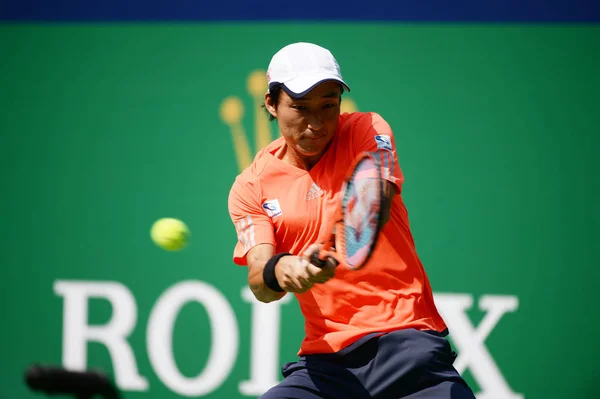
top-left (262, 199), bottom-right (282, 218)
top-left (374, 134), bottom-right (393, 151)
top-left (306, 183), bottom-right (325, 200)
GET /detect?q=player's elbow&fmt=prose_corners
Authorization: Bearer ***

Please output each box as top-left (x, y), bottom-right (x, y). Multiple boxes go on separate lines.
top-left (380, 197), bottom-right (392, 226)
top-left (250, 285), bottom-right (271, 303)
top-left (250, 283), bottom-right (286, 303)
top-left (380, 181), bottom-right (397, 226)
top-left (255, 294), bottom-right (278, 304)
top-left (381, 211), bottom-right (391, 227)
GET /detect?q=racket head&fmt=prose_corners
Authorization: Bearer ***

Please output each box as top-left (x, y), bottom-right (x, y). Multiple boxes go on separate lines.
top-left (335, 151), bottom-right (384, 270)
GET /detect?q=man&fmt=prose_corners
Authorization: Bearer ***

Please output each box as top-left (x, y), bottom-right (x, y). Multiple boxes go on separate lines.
top-left (228, 42), bottom-right (475, 399)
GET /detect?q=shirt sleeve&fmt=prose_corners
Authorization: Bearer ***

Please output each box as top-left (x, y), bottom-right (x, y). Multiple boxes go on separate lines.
top-left (351, 112), bottom-right (405, 192)
top-left (228, 177), bottom-right (276, 266)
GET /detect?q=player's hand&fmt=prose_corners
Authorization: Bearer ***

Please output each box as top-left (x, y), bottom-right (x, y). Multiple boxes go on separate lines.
top-left (303, 244), bottom-right (337, 284)
top-left (274, 255), bottom-right (318, 293)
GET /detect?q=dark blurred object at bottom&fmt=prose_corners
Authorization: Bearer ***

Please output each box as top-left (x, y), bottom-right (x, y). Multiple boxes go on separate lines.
top-left (25, 364), bottom-right (120, 399)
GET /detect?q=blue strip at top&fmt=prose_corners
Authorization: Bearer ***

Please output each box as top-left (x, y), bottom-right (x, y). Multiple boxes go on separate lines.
top-left (1, 0), bottom-right (599, 22)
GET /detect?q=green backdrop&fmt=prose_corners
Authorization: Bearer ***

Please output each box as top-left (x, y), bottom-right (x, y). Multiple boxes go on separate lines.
top-left (1, 24), bottom-right (598, 399)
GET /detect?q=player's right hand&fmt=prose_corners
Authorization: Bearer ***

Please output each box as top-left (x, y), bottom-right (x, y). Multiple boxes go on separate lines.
top-left (274, 245), bottom-right (337, 293)
top-left (302, 243), bottom-right (337, 284)
top-left (274, 255), bottom-right (317, 293)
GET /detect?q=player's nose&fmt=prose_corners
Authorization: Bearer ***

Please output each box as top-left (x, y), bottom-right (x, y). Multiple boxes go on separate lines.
top-left (306, 114), bottom-right (324, 130)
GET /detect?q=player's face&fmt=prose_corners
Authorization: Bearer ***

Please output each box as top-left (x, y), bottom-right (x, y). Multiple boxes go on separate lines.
top-left (268, 81), bottom-right (342, 158)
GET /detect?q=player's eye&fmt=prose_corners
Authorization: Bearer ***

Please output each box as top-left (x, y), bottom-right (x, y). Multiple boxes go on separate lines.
top-left (292, 105), bottom-right (308, 111)
top-left (323, 103), bottom-right (336, 109)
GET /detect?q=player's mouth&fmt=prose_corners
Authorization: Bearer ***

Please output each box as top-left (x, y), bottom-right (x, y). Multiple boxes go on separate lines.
top-left (304, 131), bottom-right (327, 140)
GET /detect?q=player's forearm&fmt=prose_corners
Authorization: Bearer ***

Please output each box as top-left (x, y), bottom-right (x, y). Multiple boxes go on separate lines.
top-left (245, 244), bottom-right (286, 303)
top-left (248, 262), bottom-right (287, 303)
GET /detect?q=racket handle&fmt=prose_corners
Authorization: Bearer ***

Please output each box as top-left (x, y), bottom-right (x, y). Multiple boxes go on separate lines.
top-left (309, 239), bottom-right (334, 268)
top-left (310, 251), bottom-right (328, 268)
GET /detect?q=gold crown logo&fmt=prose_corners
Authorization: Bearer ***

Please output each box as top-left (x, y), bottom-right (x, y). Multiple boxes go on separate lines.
top-left (220, 70), bottom-right (358, 173)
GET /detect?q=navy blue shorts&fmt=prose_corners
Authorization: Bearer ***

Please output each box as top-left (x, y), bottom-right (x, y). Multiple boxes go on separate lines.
top-left (260, 329), bottom-right (475, 399)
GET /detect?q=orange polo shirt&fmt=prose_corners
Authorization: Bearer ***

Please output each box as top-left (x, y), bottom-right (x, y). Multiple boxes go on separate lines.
top-left (228, 111), bottom-right (447, 355)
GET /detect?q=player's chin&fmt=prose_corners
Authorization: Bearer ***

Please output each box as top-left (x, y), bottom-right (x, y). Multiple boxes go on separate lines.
top-left (297, 139), bottom-right (331, 156)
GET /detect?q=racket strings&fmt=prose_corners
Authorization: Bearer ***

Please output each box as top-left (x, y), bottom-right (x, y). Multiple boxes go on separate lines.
top-left (340, 157), bottom-right (382, 268)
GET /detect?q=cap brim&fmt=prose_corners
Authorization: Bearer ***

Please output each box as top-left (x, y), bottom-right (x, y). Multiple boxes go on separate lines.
top-left (278, 73), bottom-right (351, 98)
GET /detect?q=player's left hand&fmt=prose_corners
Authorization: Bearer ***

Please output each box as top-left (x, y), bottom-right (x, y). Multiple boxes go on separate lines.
top-left (302, 244), bottom-right (337, 284)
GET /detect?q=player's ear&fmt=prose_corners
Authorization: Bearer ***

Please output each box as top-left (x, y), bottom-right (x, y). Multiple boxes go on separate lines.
top-left (264, 91), bottom-right (278, 119)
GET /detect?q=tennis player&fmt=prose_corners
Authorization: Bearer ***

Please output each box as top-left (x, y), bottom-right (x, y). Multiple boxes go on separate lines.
top-left (228, 42), bottom-right (475, 399)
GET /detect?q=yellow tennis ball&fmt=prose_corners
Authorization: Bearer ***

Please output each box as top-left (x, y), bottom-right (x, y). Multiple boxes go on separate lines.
top-left (150, 218), bottom-right (190, 251)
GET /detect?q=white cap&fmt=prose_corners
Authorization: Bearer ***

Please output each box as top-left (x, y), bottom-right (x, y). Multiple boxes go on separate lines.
top-left (266, 42), bottom-right (350, 98)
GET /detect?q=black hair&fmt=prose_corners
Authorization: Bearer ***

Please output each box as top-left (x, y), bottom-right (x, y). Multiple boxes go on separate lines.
top-left (263, 85), bottom-right (283, 122)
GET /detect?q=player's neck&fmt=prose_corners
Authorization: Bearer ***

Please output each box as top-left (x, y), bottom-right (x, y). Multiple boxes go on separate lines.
top-left (276, 144), bottom-right (323, 171)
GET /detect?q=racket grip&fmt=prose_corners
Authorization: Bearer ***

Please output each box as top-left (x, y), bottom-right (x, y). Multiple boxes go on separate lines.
top-left (310, 251), bottom-right (327, 268)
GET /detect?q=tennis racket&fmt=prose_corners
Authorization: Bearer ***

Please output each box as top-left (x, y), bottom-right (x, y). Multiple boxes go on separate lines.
top-left (310, 151), bottom-right (385, 270)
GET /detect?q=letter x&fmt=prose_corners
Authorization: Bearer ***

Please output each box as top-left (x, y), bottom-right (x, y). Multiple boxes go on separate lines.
top-left (434, 294), bottom-right (523, 399)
